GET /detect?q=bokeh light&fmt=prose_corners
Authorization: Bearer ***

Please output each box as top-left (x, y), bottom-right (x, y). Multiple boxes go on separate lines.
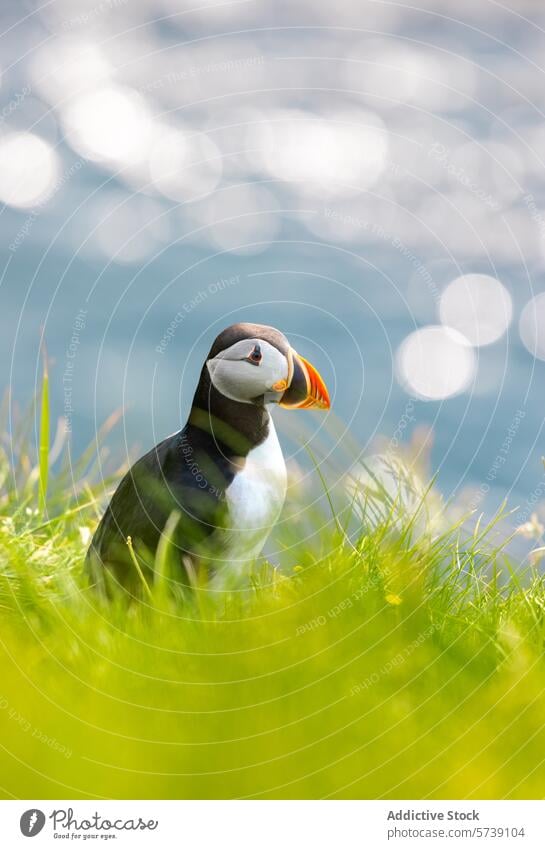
top-left (439, 274), bottom-right (513, 346)
top-left (0, 132), bottom-right (59, 208)
top-left (519, 293), bottom-right (545, 361)
top-left (251, 109), bottom-right (388, 197)
top-left (396, 325), bottom-right (476, 400)
top-left (62, 85), bottom-right (152, 167)
top-left (30, 38), bottom-right (111, 103)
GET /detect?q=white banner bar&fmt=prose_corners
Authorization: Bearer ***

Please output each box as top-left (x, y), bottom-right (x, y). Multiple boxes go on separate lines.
top-left (1, 800), bottom-right (544, 848)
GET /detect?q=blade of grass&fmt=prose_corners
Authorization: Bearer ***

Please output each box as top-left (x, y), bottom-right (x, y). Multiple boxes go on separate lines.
top-left (126, 535), bottom-right (152, 599)
top-left (38, 350), bottom-right (50, 513)
top-left (306, 446), bottom-right (343, 537)
top-left (154, 510), bottom-right (181, 595)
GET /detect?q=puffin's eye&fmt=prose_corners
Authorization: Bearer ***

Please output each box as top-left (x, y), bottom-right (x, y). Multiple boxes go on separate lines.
top-left (247, 344), bottom-right (262, 365)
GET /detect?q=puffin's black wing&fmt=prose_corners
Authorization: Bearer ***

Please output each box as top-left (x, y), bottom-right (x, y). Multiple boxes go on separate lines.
top-left (86, 427), bottom-right (233, 592)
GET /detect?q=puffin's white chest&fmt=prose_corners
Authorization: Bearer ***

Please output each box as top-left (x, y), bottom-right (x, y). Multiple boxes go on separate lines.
top-left (222, 418), bottom-right (287, 562)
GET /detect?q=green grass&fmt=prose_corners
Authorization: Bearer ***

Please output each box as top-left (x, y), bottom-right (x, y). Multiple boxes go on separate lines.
top-left (1, 381), bottom-right (545, 799)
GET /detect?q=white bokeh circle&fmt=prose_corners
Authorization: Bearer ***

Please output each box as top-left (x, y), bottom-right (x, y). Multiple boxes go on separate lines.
top-left (396, 325), bottom-right (476, 400)
top-left (439, 273), bottom-right (512, 346)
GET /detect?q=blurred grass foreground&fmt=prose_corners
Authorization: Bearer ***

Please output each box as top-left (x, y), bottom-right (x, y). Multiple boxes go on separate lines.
top-left (1, 384), bottom-right (545, 800)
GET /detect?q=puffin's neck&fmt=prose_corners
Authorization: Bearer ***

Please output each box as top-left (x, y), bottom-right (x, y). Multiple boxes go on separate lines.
top-left (187, 365), bottom-right (270, 458)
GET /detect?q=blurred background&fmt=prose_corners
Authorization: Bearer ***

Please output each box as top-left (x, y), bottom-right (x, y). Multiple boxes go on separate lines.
top-left (1, 0), bottom-right (545, 529)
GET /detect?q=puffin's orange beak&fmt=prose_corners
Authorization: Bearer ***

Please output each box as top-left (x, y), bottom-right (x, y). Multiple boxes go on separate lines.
top-left (275, 348), bottom-right (331, 410)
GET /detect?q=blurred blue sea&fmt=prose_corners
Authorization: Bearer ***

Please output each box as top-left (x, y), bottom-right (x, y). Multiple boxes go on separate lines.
top-left (2, 0), bottom-right (545, 528)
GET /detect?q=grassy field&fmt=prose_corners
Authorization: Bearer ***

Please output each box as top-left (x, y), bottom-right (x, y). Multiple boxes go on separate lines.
top-left (1, 386), bottom-right (545, 800)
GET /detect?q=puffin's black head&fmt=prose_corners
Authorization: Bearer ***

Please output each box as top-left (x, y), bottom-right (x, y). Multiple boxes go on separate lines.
top-left (205, 322), bottom-right (330, 410)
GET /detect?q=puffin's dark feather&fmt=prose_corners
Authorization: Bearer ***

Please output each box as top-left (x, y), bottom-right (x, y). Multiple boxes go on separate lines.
top-left (86, 425), bottom-right (238, 591)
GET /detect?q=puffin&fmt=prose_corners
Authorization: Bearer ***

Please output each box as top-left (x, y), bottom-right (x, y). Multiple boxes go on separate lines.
top-left (86, 322), bottom-right (330, 593)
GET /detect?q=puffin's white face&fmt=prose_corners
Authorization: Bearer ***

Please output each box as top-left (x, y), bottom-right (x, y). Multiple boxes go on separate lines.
top-left (207, 338), bottom-right (288, 405)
